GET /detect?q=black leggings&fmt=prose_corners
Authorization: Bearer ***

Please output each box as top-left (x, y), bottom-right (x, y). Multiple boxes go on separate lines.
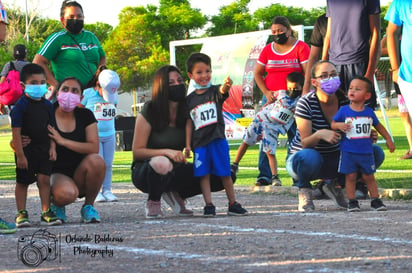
top-left (131, 160), bottom-right (233, 201)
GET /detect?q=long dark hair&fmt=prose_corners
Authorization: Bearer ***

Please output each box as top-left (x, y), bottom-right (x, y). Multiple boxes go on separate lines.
top-left (149, 65), bottom-right (187, 132)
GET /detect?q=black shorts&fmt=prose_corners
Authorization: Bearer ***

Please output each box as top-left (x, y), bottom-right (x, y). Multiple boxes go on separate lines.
top-left (15, 145), bottom-right (52, 185)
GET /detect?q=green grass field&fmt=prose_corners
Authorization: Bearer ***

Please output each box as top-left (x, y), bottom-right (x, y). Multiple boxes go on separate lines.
top-left (1, 108), bottom-right (411, 188)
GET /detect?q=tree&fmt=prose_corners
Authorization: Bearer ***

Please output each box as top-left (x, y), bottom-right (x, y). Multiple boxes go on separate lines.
top-left (103, 2), bottom-right (207, 91)
top-left (207, 0), bottom-right (256, 36)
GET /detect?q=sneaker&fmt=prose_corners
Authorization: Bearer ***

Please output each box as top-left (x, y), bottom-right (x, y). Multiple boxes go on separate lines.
top-left (102, 191), bottom-right (119, 202)
top-left (0, 217), bottom-right (17, 234)
top-left (298, 188), bottom-right (315, 212)
top-left (230, 163), bottom-right (239, 174)
top-left (15, 210), bottom-right (31, 228)
top-left (371, 198), bottom-right (387, 211)
top-left (271, 175), bottom-right (282, 186)
top-left (203, 203), bottom-right (216, 217)
top-left (51, 203), bottom-right (67, 223)
top-left (312, 180), bottom-right (329, 200)
top-left (162, 192), bottom-right (193, 216)
top-left (347, 199), bottom-right (361, 212)
top-left (228, 202), bottom-right (248, 216)
top-left (399, 150), bottom-right (412, 160)
top-left (41, 209), bottom-right (62, 226)
top-left (355, 180), bottom-right (369, 200)
top-left (255, 178), bottom-right (271, 186)
top-left (81, 205), bottom-right (101, 223)
top-left (322, 180), bottom-right (348, 209)
top-left (145, 200), bottom-right (163, 219)
top-left (95, 192), bottom-right (106, 202)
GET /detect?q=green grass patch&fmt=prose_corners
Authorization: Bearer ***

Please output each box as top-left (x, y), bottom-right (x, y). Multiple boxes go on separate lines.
top-left (1, 111), bottom-right (411, 189)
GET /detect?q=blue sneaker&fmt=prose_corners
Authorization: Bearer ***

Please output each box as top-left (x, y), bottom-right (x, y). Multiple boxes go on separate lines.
top-left (51, 203), bottom-right (67, 223)
top-left (81, 205), bottom-right (101, 223)
top-left (0, 217), bottom-right (17, 234)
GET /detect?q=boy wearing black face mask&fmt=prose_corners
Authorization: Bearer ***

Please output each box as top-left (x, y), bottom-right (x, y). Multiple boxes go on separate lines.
top-left (10, 63), bottom-right (61, 227)
top-left (231, 72), bottom-right (304, 187)
top-left (33, 0), bottom-right (106, 100)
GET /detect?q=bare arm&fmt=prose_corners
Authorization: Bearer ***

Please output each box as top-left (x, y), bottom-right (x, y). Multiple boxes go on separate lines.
top-left (33, 54), bottom-right (59, 99)
top-left (131, 113), bottom-right (186, 163)
top-left (0, 75), bottom-right (5, 84)
top-left (303, 46), bottom-right (321, 94)
top-left (12, 127), bottom-right (28, 169)
top-left (184, 119), bottom-right (192, 158)
top-left (364, 13), bottom-right (381, 81)
top-left (386, 22), bottom-right (402, 83)
top-left (219, 76), bottom-right (233, 94)
top-left (98, 55), bottom-right (106, 67)
top-left (48, 122), bottom-right (99, 154)
top-left (380, 35), bottom-right (388, 56)
top-left (254, 63), bottom-right (275, 103)
top-left (321, 17), bottom-right (331, 60)
top-left (374, 123), bottom-right (395, 152)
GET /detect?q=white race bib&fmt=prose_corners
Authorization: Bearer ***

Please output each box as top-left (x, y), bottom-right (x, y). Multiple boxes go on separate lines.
top-left (190, 102), bottom-right (218, 130)
top-left (93, 103), bottom-right (116, 121)
top-left (270, 104), bottom-right (293, 125)
top-left (345, 117), bottom-right (372, 139)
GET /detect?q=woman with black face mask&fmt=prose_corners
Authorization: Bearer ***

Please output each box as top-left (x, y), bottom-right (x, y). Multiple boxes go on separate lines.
top-left (33, 0), bottom-right (106, 101)
top-left (250, 16), bottom-right (310, 187)
top-left (131, 65), bottom-right (235, 218)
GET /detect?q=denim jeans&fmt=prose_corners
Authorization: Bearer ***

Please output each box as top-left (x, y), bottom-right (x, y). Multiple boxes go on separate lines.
top-left (286, 145), bottom-right (384, 189)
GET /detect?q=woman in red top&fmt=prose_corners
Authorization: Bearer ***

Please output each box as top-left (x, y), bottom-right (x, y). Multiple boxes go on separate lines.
top-left (252, 16), bottom-right (310, 186)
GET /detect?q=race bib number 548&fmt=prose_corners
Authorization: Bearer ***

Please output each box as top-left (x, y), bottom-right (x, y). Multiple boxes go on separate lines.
top-left (190, 102), bottom-right (218, 130)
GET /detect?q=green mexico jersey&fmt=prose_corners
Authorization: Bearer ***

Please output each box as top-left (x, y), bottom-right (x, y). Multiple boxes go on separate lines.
top-left (37, 29), bottom-right (105, 88)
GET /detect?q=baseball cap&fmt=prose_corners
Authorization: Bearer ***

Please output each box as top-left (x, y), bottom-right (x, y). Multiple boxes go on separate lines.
top-left (13, 44), bottom-right (27, 59)
top-left (0, 1), bottom-right (8, 25)
top-left (99, 69), bottom-right (120, 103)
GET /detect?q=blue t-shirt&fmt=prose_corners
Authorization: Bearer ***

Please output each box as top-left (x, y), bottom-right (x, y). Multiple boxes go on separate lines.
top-left (326, 0), bottom-right (380, 65)
top-left (385, 0), bottom-right (412, 83)
top-left (333, 105), bottom-right (379, 154)
top-left (81, 87), bottom-right (117, 137)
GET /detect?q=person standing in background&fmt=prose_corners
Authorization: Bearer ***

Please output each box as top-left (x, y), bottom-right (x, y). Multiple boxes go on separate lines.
top-left (0, 0), bottom-right (18, 234)
top-left (33, 0), bottom-right (106, 100)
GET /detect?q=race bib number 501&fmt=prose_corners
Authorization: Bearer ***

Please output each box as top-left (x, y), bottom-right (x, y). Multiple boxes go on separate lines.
top-left (190, 102), bottom-right (218, 130)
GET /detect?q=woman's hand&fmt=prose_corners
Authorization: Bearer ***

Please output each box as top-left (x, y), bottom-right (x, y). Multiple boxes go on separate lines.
top-left (48, 125), bottom-right (65, 146)
top-left (318, 129), bottom-right (342, 144)
top-left (165, 149), bottom-right (187, 163)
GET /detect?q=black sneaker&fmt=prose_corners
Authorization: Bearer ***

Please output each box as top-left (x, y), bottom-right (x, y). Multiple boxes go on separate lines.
top-left (271, 175), bottom-right (282, 186)
top-left (347, 199), bottom-right (360, 212)
top-left (230, 163), bottom-right (239, 174)
top-left (371, 198), bottom-right (387, 211)
top-left (255, 178), bottom-right (271, 186)
top-left (228, 202), bottom-right (248, 216)
top-left (203, 204), bottom-right (216, 217)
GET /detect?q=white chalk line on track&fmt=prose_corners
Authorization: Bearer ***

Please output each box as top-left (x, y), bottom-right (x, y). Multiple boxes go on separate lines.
top-left (3, 220), bottom-right (412, 269)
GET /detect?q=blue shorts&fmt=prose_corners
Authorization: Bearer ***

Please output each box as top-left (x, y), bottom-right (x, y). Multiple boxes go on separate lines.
top-left (338, 151), bottom-right (376, 175)
top-left (193, 138), bottom-right (230, 177)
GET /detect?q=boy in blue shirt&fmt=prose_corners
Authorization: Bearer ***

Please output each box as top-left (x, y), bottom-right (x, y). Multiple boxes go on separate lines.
top-left (185, 53), bottom-right (247, 217)
top-left (10, 63), bottom-right (61, 227)
top-left (331, 76), bottom-right (395, 212)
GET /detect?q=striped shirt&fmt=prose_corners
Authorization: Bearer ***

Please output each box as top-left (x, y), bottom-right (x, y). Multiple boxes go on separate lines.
top-left (288, 91), bottom-right (348, 155)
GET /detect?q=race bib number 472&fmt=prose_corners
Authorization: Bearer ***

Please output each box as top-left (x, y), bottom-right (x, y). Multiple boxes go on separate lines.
top-left (190, 102), bottom-right (218, 130)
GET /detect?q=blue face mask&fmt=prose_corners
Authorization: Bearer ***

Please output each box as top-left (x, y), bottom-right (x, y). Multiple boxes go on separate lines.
top-left (24, 84), bottom-right (48, 99)
top-left (189, 79), bottom-right (211, 90)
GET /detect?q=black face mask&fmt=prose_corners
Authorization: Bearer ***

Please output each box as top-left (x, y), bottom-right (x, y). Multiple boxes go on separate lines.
top-left (273, 33), bottom-right (288, 45)
top-left (168, 84), bottom-right (186, 102)
top-left (287, 89), bottom-right (302, 99)
top-left (65, 19), bottom-right (84, 34)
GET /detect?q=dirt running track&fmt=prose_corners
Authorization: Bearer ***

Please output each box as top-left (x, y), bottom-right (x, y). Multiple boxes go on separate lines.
top-left (1, 180), bottom-right (412, 273)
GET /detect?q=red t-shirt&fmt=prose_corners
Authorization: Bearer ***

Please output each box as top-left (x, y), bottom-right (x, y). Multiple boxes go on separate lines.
top-left (257, 40), bottom-right (310, 92)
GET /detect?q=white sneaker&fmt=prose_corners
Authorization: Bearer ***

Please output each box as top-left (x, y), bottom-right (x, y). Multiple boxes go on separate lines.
top-left (102, 191), bottom-right (118, 202)
top-left (95, 192), bottom-right (106, 202)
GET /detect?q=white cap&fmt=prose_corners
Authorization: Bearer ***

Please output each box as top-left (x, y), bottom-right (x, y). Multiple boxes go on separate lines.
top-left (99, 69), bottom-right (120, 103)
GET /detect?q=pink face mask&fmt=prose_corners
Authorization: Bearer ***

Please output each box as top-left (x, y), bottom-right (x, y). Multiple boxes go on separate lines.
top-left (57, 92), bottom-right (80, 112)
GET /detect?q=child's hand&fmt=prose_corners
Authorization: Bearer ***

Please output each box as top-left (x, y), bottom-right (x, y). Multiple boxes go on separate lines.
top-left (49, 148), bottom-right (57, 161)
top-left (221, 76), bottom-right (233, 93)
top-left (386, 139), bottom-right (395, 153)
top-left (184, 147), bottom-right (192, 158)
top-left (16, 155), bottom-right (28, 170)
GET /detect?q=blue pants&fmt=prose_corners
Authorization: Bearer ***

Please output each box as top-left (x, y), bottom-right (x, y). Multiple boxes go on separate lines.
top-left (99, 134), bottom-right (116, 192)
top-left (286, 145), bottom-right (384, 189)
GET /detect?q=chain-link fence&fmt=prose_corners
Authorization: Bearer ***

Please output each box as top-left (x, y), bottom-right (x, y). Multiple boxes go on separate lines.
top-left (375, 57), bottom-right (398, 109)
